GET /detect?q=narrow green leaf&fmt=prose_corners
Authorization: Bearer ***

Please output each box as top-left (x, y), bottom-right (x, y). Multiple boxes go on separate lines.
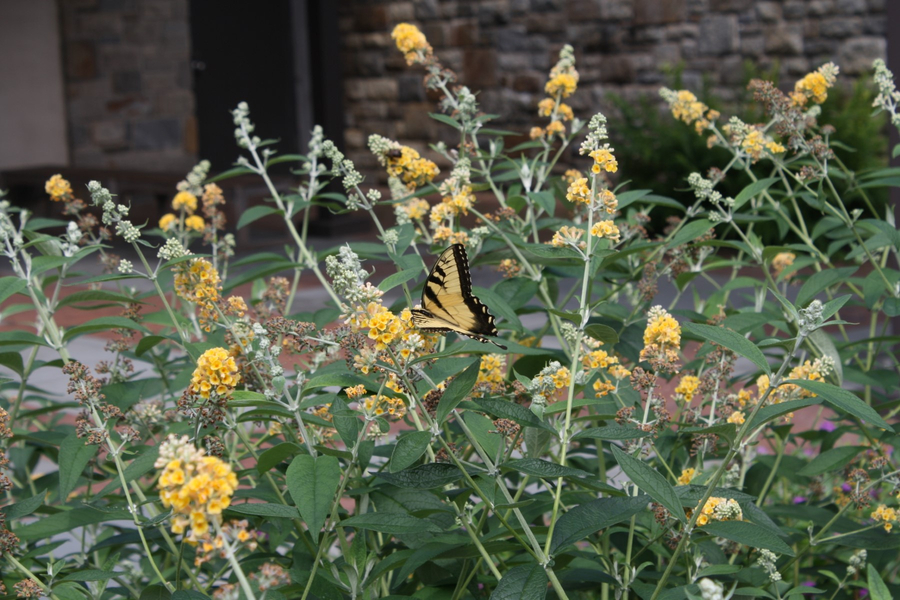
top-left (867, 566), bottom-right (893, 600)
top-left (502, 458), bottom-right (592, 479)
top-left (489, 562), bottom-right (548, 600)
top-left (572, 426), bottom-right (652, 441)
top-left (134, 335), bottom-right (172, 357)
top-left (58, 432), bottom-right (99, 500)
top-left (138, 586), bottom-right (172, 600)
top-left (0, 277), bottom-right (27, 305)
top-left (389, 431), bottom-right (432, 473)
top-left (61, 570), bottom-right (118, 581)
top-left (227, 503), bottom-right (300, 519)
top-left (340, 512), bottom-right (443, 534)
top-left (700, 520), bottom-right (795, 555)
top-left (683, 322), bottom-right (771, 375)
top-left (788, 379), bottom-right (893, 431)
top-left (585, 323), bottom-right (618, 346)
top-left (63, 317), bottom-right (149, 342)
top-left (612, 445), bottom-right (685, 522)
top-left (286, 454), bottom-right (341, 541)
top-left (237, 205), bottom-right (283, 230)
top-left (470, 398), bottom-right (556, 434)
top-left (378, 463), bottom-right (464, 489)
top-left (436, 358), bottom-right (481, 423)
top-left (733, 177), bottom-right (779, 210)
top-left (550, 495), bottom-right (649, 553)
top-left (667, 219), bottom-right (714, 248)
top-left (378, 268), bottom-right (420, 293)
top-left (796, 267), bottom-right (857, 308)
top-left (748, 398), bottom-right (820, 431)
top-left (0, 494), bottom-right (44, 520)
top-left (797, 446), bottom-right (864, 477)
top-left (16, 507), bottom-right (132, 540)
top-left (57, 290), bottom-right (140, 308)
top-left (429, 112), bottom-right (462, 129)
top-left (257, 442), bottom-right (303, 474)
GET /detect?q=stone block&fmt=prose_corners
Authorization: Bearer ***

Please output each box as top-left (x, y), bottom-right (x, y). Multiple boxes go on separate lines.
top-left (862, 15), bottom-right (885, 35)
top-left (838, 36), bottom-right (886, 74)
top-left (388, 2), bottom-right (415, 21)
top-left (697, 15), bottom-right (739, 55)
top-left (66, 41), bottom-right (97, 80)
top-left (112, 70), bottom-right (141, 94)
top-left (137, 0), bottom-right (172, 19)
top-left (782, 57), bottom-right (812, 77)
top-left (765, 24), bottom-right (804, 55)
top-left (653, 43), bottom-right (682, 64)
top-left (494, 24), bottom-right (532, 52)
top-left (344, 128), bottom-right (365, 149)
top-left (807, 0), bottom-right (834, 16)
top-left (755, 2), bottom-right (781, 21)
top-left (783, 1), bottom-right (806, 18)
top-left (837, 0), bottom-right (867, 14)
top-left (531, 0), bottom-right (563, 10)
top-left (600, 0), bottom-right (633, 20)
top-left (565, 0), bottom-right (601, 21)
top-left (708, 0), bottom-right (746, 10)
top-left (526, 12), bottom-right (565, 33)
top-left (345, 78), bottom-right (398, 101)
top-left (131, 117), bottom-right (181, 150)
top-left (820, 17), bottom-right (863, 38)
top-left (398, 74), bottom-right (425, 101)
top-left (598, 55), bottom-right (635, 83)
top-left (352, 52), bottom-right (385, 77)
top-left (867, 0), bottom-right (884, 9)
top-left (741, 35), bottom-right (765, 57)
top-left (633, 0), bottom-right (686, 25)
top-left (450, 19), bottom-right (480, 45)
top-left (75, 12), bottom-right (123, 41)
top-left (463, 48), bottom-right (498, 88)
top-left (156, 89), bottom-right (194, 116)
top-left (512, 72), bottom-right (543, 92)
top-left (415, 0), bottom-right (440, 19)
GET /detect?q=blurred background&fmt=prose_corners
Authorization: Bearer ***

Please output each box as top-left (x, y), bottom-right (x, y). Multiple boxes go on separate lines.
top-left (0, 0), bottom-right (894, 243)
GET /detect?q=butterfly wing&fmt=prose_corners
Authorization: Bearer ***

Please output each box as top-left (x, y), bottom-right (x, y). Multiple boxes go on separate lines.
top-left (411, 244), bottom-right (507, 349)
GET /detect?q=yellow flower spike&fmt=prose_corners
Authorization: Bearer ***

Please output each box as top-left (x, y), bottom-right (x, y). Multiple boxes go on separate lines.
top-left (159, 213), bottom-right (177, 231)
top-left (184, 215), bottom-right (205, 232)
top-left (172, 191), bottom-right (198, 214)
top-left (45, 174), bottom-right (73, 201)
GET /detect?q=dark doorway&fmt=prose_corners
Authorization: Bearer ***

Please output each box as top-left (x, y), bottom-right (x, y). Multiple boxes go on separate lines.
top-left (189, 0), bottom-right (303, 172)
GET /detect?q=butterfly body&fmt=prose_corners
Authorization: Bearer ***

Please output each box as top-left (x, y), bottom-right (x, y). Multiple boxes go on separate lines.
top-left (411, 244), bottom-right (508, 350)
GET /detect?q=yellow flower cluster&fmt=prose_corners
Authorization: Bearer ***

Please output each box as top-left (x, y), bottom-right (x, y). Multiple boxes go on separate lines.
top-left (772, 252), bottom-right (796, 279)
top-left (694, 497), bottom-right (743, 527)
top-left (392, 23), bottom-right (432, 65)
top-left (386, 146), bottom-right (440, 190)
top-left (45, 174), bottom-right (73, 201)
top-left (498, 258), bottom-right (521, 278)
top-left (174, 258), bottom-right (221, 331)
top-left (792, 63), bottom-right (838, 107)
top-left (159, 213), bottom-right (177, 231)
top-left (189, 348), bottom-right (240, 400)
top-left (430, 187), bottom-right (474, 226)
top-left (563, 169), bottom-right (582, 185)
top-left (640, 306), bottom-right (682, 362)
top-left (741, 129), bottom-right (786, 162)
top-left (551, 366), bottom-right (571, 389)
top-left (546, 73), bottom-right (578, 98)
top-left (478, 354), bottom-right (505, 386)
top-left (550, 225), bottom-right (585, 249)
top-left (675, 375), bottom-right (701, 403)
top-left (156, 435), bottom-right (238, 543)
top-left (670, 90), bottom-right (708, 125)
top-left (727, 411), bottom-right (745, 425)
top-left (590, 220), bottom-right (620, 242)
top-left (185, 215), bottom-right (205, 232)
top-left (434, 226), bottom-right (470, 247)
top-left (756, 357), bottom-right (832, 409)
top-left (397, 197), bottom-right (430, 221)
top-left (566, 177), bottom-right (590, 204)
top-left (361, 394), bottom-right (407, 420)
top-left (588, 148), bottom-right (618, 174)
top-left (173, 191), bottom-right (198, 213)
top-left (677, 468), bottom-right (697, 485)
top-left (872, 505), bottom-right (897, 532)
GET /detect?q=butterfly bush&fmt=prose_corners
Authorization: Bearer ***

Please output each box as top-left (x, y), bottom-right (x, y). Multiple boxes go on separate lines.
top-left (1, 20), bottom-right (899, 600)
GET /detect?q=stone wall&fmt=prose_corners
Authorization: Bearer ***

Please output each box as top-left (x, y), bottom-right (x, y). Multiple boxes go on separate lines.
top-left (338, 0), bottom-right (886, 177)
top-left (60, 0), bottom-right (197, 173)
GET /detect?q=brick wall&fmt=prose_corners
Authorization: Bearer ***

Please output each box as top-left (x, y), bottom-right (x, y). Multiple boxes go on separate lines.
top-left (338, 0), bottom-right (886, 178)
top-left (60, 0), bottom-right (197, 173)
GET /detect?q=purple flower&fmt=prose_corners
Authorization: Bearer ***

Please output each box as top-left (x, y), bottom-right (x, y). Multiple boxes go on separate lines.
top-left (860, 589), bottom-right (868, 599)
top-left (820, 421), bottom-right (837, 432)
top-left (842, 483), bottom-right (853, 493)
top-left (793, 496), bottom-right (807, 504)
top-left (803, 581), bottom-right (816, 587)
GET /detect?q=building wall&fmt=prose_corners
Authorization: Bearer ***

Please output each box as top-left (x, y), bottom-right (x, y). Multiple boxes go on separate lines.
top-left (59, 0), bottom-right (197, 172)
top-left (337, 0), bottom-right (886, 176)
top-left (0, 0), bottom-right (69, 170)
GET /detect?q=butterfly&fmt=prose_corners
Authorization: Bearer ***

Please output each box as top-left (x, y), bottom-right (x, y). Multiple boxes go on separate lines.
top-left (411, 244), bottom-right (508, 350)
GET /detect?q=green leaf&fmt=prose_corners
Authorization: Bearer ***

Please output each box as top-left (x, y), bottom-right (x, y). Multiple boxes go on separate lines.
top-left (748, 398), bottom-right (820, 431)
top-left (16, 507), bottom-right (132, 540)
top-left (58, 432), bottom-right (99, 500)
top-left (429, 112), bottom-right (462, 129)
top-left (134, 335), bottom-right (171, 357)
top-left (138, 586), bottom-right (172, 600)
top-left (474, 285), bottom-right (523, 331)
top-left (57, 289), bottom-right (140, 308)
top-left (807, 329), bottom-right (843, 385)
top-left (733, 177), bottom-right (779, 210)
top-left (679, 423), bottom-right (738, 447)
top-left (550, 495), bottom-right (649, 553)
top-left (0, 276), bottom-right (27, 305)
top-left (340, 512), bottom-right (443, 534)
top-left (796, 267), bottom-right (857, 308)
top-left (502, 458), bottom-right (592, 479)
top-left (1, 493), bottom-right (44, 520)
top-left (227, 502), bottom-right (300, 519)
top-left (95, 445), bottom-right (159, 498)
top-left (61, 570), bottom-right (118, 582)
top-left (667, 219), bottom-right (714, 248)
top-left (683, 322), bottom-right (771, 375)
top-left (286, 454), bottom-right (341, 541)
top-left (787, 379), bottom-right (893, 431)
top-left (585, 323), bottom-right (618, 346)
top-left (612, 445), bottom-right (685, 522)
top-left (237, 205), bottom-right (284, 230)
top-left (377, 463), bottom-right (464, 489)
top-left (257, 442), bottom-right (303, 474)
top-left (867, 566), bottom-right (893, 600)
top-left (700, 520), bottom-right (795, 555)
top-left (489, 562), bottom-right (548, 600)
top-left (470, 398), bottom-right (556, 434)
top-left (378, 268), bottom-right (420, 292)
top-left (797, 446), bottom-right (864, 477)
top-left (63, 317), bottom-right (149, 342)
top-left (435, 358), bottom-right (481, 423)
top-left (572, 426), bottom-right (652, 441)
top-left (390, 431), bottom-right (432, 473)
